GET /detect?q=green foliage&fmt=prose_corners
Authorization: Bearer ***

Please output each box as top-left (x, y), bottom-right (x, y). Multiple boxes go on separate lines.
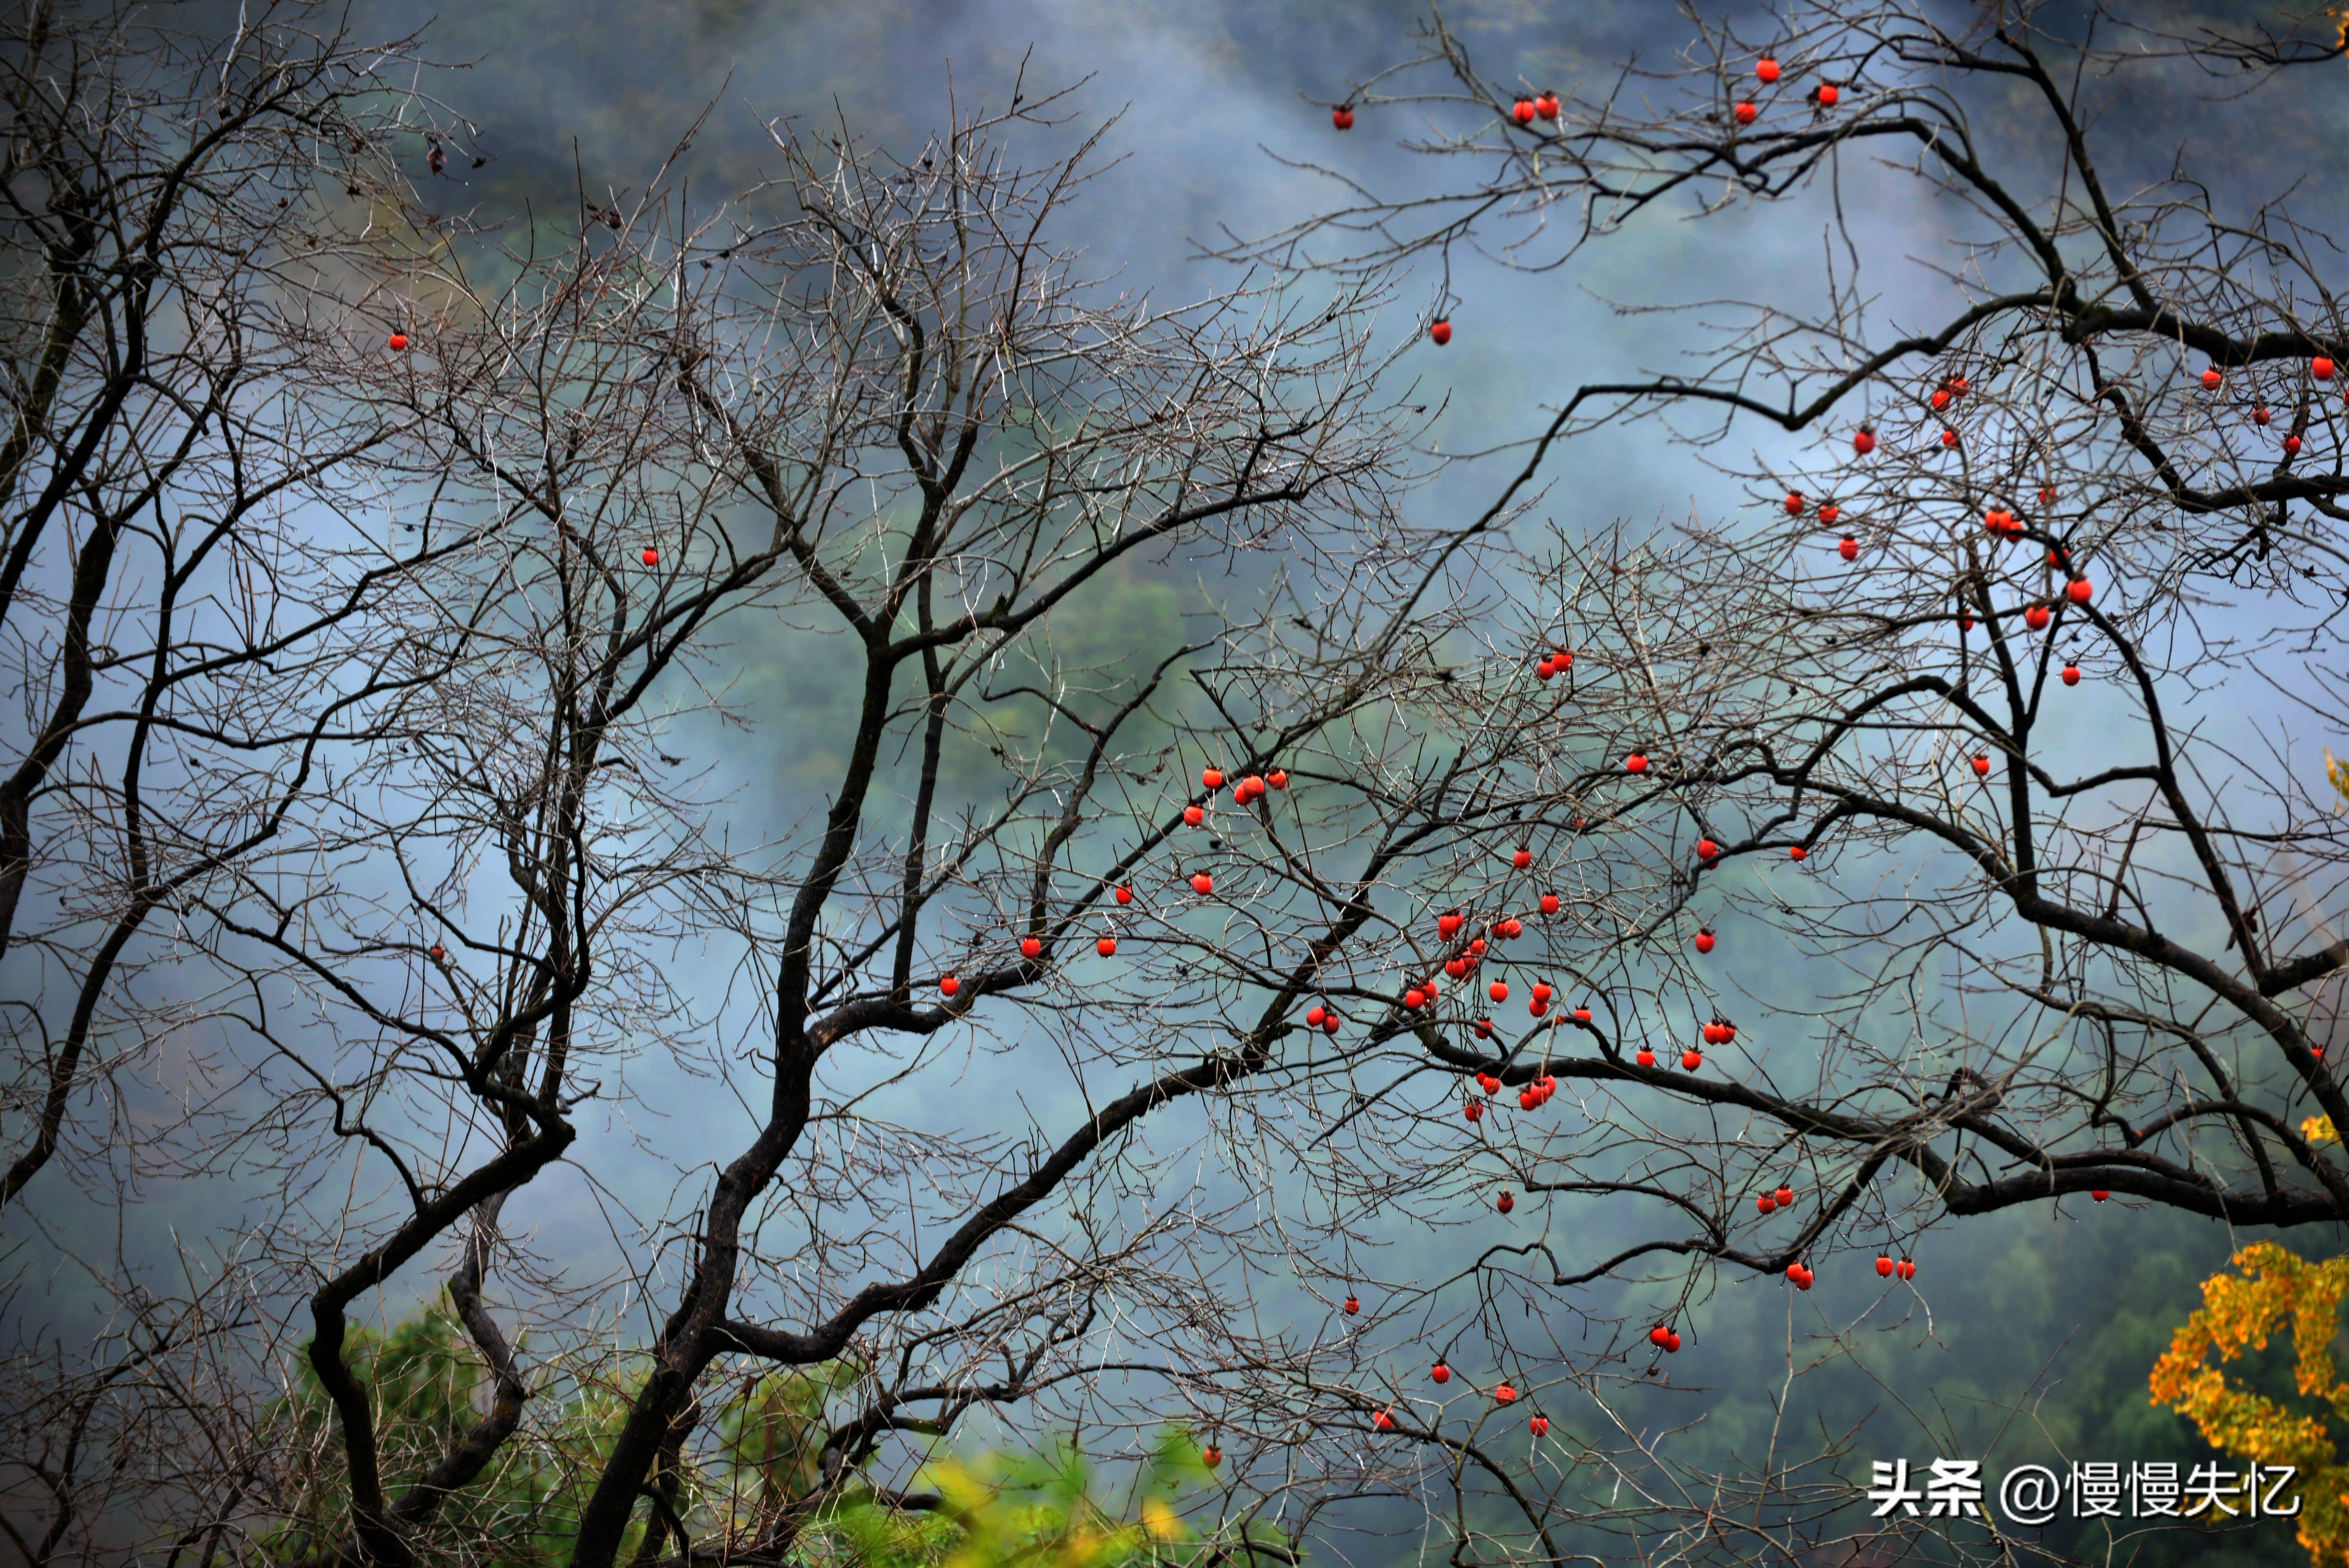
top-left (267, 1306), bottom-right (1259, 1568)
top-left (796, 1430), bottom-right (1255, 1568)
top-left (261, 1302), bottom-right (649, 1568)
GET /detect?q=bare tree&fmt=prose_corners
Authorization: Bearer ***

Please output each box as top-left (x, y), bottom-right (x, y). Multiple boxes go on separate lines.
top-left (0, 0), bottom-right (458, 1211)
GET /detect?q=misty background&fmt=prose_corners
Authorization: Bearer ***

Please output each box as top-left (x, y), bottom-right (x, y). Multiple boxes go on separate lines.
top-left (12, 1), bottom-right (2349, 1564)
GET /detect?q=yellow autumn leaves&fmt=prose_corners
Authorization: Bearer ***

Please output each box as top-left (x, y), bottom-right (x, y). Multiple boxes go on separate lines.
top-left (2151, 1243), bottom-right (2349, 1564)
top-left (809, 1434), bottom-right (1246, 1568)
top-left (925, 1458), bottom-right (1184, 1568)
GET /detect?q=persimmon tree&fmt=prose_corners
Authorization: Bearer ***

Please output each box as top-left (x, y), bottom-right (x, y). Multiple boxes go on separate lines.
top-left (0, 8), bottom-right (1751, 1567)
top-left (1197, 0), bottom-right (2349, 1561)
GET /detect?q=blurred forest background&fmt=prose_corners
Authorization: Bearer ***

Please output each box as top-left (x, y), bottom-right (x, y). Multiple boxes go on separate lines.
top-left (13, 0), bottom-right (2349, 1564)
